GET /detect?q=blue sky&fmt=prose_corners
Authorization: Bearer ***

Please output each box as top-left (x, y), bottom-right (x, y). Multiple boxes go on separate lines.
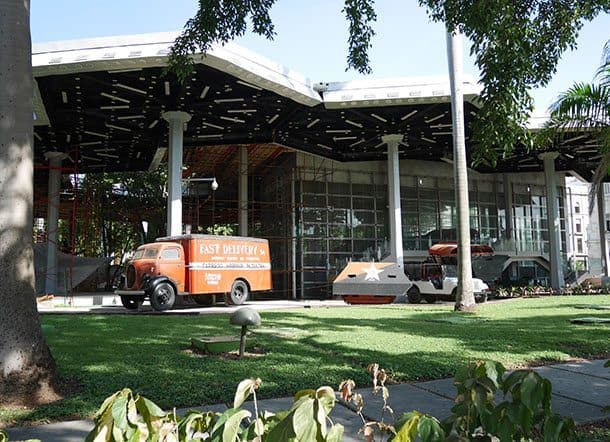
top-left (31, 0), bottom-right (610, 115)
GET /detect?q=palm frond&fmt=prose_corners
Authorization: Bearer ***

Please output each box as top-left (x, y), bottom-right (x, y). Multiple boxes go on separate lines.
top-left (598, 39), bottom-right (610, 81)
top-left (549, 83), bottom-right (610, 125)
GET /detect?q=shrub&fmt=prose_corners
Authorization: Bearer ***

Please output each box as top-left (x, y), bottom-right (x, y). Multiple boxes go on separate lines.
top-left (84, 361), bottom-right (577, 441)
top-left (85, 379), bottom-right (343, 442)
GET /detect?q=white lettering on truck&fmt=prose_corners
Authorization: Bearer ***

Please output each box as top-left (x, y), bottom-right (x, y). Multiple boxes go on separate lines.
top-left (200, 243), bottom-right (220, 255)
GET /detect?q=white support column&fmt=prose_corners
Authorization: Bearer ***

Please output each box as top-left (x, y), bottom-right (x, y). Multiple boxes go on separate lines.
top-left (44, 152), bottom-right (68, 295)
top-left (597, 184), bottom-right (609, 277)
top-left (238, 146), bottom-right (248, 236)
top-left (382, 134), bottom-right (404, 269)
top-left (162, 111), bottom-right (191, 237)
top-left (503, 174), bottom-right (514, 240)
top-left (539, 152), bottom-right (565, 290)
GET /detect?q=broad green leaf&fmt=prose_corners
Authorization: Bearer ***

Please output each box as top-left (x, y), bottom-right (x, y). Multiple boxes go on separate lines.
top-left (502, 370), bottom-right (527, 395)
top-left (233, 378), bottom-right (261, 409)
top-left (96, 391), bottom-right (123, 418)
top-left (178, 411), bottom-right (217, 440)
top-left (519, 372), bottom-right (539, 411)
top-left (495, 416), bottom-right (514, 442)
top-left (222, 409), bottom-right (251, 442)
top-left (472, 384), bottom-right (491, 414)
top-left (326, 424), bottom-right (344, 442)
top-left (126, 426), bottom-right (144, 442)
top-left (417, 416), bottom-right (445, 442)
top-left (210, 408), bottom-right (247, 437)
top-left (127, 396), bottom-right (139, 426)
top-left (266, 410), bottom-right (297, 442)
top-left (85, 408), bottom-right (114, 442)
top-left (293, 397), bottom-right (317, 441)
top-left (316, 400), bottom-right (328, 437)
top-left (139, 396), bottom-right (167, 417)
top-left (317, 394), bottom-right (336, 417)
top-left (543, 414), bottom-right (575, 442)
top-left (507, 402), bottom-right (532, 434)
top-left (112, 423), bottom-right (127, 442)
top-left (393, 412), bottom-right (421, 442)
top-left (112, 395), bottom-right (131, 430)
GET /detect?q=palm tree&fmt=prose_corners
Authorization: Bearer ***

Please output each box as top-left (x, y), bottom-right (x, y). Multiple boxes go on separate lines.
top-left (546, 41), bottom-right (610, 206)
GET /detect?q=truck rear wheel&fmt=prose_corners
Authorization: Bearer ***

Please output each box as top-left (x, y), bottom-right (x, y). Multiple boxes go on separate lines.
top-left (150, 282), bottom-right (176, 311)
top-left (226, 280), bottom-right (248, 305)
top-left (407, 286), bottom-right (422, 304)
top-left (121, 296), bottom-right (143, 310)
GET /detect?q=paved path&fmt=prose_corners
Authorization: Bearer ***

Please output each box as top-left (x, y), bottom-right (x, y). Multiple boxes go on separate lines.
top-left (36, 293), bottom-right (350, 315)
top-left (7, 359), bottom-right (609, 442)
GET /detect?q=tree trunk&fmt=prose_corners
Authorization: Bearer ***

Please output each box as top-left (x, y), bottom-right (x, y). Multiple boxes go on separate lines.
top-left (0, 0), bottom-right (58, 404)
top-left (446, 29), bottom-right (476, 311)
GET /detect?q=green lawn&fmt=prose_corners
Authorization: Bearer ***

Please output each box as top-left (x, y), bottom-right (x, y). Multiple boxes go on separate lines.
top-left (1, 296), bottom-right (609, 427)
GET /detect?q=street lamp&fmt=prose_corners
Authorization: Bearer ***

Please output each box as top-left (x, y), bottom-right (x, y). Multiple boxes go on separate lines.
top-left (184, 176), bottom-right (219, 191)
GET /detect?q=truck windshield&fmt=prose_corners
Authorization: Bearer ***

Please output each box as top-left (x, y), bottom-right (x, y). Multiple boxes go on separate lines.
top-left (133, 247), bottom-right (159, 259)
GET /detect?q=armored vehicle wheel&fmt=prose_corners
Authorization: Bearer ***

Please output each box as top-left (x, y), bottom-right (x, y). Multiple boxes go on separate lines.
top-left (194, 295), bottom-right (215, 306)
top-left (226, 280), bottom-right (249, 305)
top-left (476, 293), bottom-right (488, 303)
top-left (150, 282), bottom-right (176, 311)
top-left (424, 294), bottom-right (437, 304)
top-left (121, 296), bottom-right (143, 310)
top-left (407, 286), bottom-right (422, 304)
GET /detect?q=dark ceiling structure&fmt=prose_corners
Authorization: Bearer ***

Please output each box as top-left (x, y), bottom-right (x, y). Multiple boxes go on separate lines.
top-left (32, 33), bottom-right (602, 182)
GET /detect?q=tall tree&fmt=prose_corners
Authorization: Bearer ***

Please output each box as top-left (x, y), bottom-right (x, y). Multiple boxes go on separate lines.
top-left (0, 0), bottom-right (58, 403)
top-left (169, 0), bottom-right (609, 310)
top-left (446, 30), bottom-right (475, 311)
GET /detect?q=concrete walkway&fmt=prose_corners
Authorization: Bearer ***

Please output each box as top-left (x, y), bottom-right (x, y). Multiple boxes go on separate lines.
top-left (7, 359), bottom-right (609, 442)
top-left (35, 292), bottom-right (351, 315)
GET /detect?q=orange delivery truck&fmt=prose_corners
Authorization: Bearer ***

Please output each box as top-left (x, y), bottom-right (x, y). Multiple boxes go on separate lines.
top-left (115, 235), bottom-right (272, 311)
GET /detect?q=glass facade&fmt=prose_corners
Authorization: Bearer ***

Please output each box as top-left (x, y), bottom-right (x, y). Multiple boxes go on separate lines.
top-left (288, 156), bottom-right (566, 298)
top-left (297, 170), bottom-right (388, 298)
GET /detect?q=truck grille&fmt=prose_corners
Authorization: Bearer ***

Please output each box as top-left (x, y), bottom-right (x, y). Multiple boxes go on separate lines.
top-left (126, 265), bottom-right (136, 288)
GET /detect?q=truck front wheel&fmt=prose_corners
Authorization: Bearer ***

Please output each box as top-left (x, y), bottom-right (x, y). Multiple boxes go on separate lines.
top-left (121, 296), bottom-right (143, 310)
top-left (226, 280), bottom-right (249, 305)
top-left (150, 282), bottom-right (176, 311)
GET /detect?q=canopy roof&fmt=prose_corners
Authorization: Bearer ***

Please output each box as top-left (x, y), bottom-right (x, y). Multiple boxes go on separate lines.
top-left (32, 32), bottom-right (601, 180)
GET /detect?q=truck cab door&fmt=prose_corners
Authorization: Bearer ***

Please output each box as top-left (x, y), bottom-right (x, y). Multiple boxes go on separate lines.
top-left (158, 246), bottom-right (186, 293)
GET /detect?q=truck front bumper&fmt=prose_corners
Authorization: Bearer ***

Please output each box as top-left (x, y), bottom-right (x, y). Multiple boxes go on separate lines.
top-left (114, 289), bottom-right (146, 296)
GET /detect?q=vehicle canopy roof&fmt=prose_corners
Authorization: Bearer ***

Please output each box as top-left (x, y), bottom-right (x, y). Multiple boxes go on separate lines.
top-left (428, 242), bottom-right (494, 257)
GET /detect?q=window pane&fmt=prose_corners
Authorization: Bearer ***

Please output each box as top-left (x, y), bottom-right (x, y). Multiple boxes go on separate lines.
top-left (161, 248), bottom-right (180, 259)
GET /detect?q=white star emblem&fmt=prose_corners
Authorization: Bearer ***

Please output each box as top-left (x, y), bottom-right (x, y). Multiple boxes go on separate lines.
top-left (364, 264), bottom-right (383, 281)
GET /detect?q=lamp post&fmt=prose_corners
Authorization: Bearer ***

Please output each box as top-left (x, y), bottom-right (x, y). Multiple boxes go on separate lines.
top-left (183, 177), bottom-right (219, 233)
top-left (184, 177), bottom-right (219, 191)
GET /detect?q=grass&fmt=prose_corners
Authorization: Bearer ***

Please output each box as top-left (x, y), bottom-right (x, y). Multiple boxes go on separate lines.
top-left (1, 295), bottom-right (609, 427)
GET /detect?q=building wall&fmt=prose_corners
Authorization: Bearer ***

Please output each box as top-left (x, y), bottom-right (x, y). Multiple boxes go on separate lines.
top-left (565, 177), bottom-right (595, 275)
